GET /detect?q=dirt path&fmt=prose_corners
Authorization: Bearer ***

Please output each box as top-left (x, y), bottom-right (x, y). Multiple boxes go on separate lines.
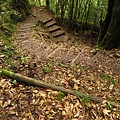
top-left (15, 7), bottom-right (120, 79)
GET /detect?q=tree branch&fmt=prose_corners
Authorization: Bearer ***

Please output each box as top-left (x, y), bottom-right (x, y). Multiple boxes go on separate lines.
top-left (0, 68), bottom-right (120, 108)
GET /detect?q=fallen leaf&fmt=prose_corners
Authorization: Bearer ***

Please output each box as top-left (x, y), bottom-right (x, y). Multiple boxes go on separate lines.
top-left (62, 110), bottom-right (66, 116)
top-left (74, 83), bottom-right (79, 90)
top-left (103, 109), bottom-right (111, 115)
top-left (0, 54), bottom-right (5, 58)
top-left (109, 84), bottom-right (114, 90)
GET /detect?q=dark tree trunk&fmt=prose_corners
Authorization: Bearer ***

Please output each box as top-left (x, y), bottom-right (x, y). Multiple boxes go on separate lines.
top-left (68, 0), bottom-right (74, 27)
top-left (70, 0), bottom-right (74, 21)
top-left (46, 0), bottom-right (50, 8)
top-left (60, 0), bottom-right (68, 25)
top-left (97, 0), bottom-right (120, 49)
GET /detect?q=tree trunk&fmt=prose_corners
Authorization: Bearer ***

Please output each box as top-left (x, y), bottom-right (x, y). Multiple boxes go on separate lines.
top-left (69, 0), bottom-right (74, 26)
top-left (73, 0), bottom-right (79, 23)
top-left (97, 0), bottom-right (120, 49)
top-left (46, 0), bottom-right (50, 8)
top-left (60, 0), bottom-right (68, 25)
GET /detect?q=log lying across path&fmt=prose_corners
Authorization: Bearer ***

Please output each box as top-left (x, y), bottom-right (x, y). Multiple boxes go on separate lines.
top-left (0, 69), bottom-right (120, 108)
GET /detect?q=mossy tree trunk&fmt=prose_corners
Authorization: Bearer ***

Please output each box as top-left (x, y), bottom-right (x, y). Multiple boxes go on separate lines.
top-left (97, 0), bottom-right (120, 49)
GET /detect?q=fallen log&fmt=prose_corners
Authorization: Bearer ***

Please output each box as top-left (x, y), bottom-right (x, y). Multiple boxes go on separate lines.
top-left (0, 68), bottom-right (120, 108)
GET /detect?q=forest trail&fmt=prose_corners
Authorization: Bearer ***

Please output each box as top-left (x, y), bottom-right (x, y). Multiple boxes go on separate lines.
top-left (15, 7), bottom-right (120, 78)
top-left (1, 7), bottom-right (120, 119)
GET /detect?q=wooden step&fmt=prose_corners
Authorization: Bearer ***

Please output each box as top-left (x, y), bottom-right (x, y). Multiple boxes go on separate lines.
top-left (17, 28), bottom-right (32, 32)
top-left (54, 35), bottom-right (69, 42)
top-left (42, 17), bottom-right (53, 24)
top-left (18, 32), bottom-right (32, 36)
top-left (17, 36), bottom-right (30, 40)
top-left (48, 25), bottom-right (61, 33)
top-left (45, 20), bottom-right (57, 27)
top-left (52, 30), bottom-right (65, 37)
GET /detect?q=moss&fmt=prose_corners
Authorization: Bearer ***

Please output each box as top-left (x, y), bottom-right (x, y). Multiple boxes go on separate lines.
top-left (0, 0), bottom-right (32, 39)
top-left (1, 69), bottom-right (14, 78)
top-left (97, 0), bottom-right (120, 49)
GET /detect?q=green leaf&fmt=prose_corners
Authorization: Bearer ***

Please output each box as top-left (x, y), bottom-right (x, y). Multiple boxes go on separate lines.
top-left (106, 102), bottom-right (113, 109)
top-left (12, 79), bottom-right (17, 85)
top-left (82, 96), bottom-right (91, 104)
top-left (43, 63), bottom-right (52, 73)
top-left (57, 91), bottom-right (65, 101)
top-left (100, 74), bottom-right (116, 84)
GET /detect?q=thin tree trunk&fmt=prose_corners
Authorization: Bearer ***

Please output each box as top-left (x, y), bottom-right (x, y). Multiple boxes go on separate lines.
top-left (69, 0), bottom-right (74, 26)
top-left (73, 0), bottom-right (79, 23)
top-left (46, 0), bottom-right (50, 8)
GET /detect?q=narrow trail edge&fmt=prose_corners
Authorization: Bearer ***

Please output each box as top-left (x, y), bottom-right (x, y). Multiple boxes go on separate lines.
top-left (1, 68), bottom-right (120, 108)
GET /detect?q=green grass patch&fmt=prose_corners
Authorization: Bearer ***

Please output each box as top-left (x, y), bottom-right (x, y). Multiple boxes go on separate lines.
top-left (57, 91), bottom-right (65, 101)
top-left (82, 96), bottom-right (91, 104)
top-left (20, 56), bottom-right (29, 64)
top-left (8, 59), bottom-right (16, 69)
top-left (100, 74), bottom-right (116, 84)
top-left (43, 63), bottom-right (52, 73)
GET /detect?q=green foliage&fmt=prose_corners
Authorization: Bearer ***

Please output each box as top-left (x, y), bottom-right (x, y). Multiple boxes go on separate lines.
top-left (57, 91), bottom-right (65, 101)
top-left (21, 56), bottom-right (29, 64)
top-left (95, 45), bottom-right (103, 51)
top-left (59, 62), bottom-right (64, 67)
top-left (0, 44), bottom-right (15, 59)
top-left (29, 0), bottom-right (45, 6)
top-left (82, 96), bottom-right (91, 104)
top-left (0, 0), bottom-right (108, 39)
top-left (8, 59), bottom-right (16, 69)
top-left (0, 0), bottom-right (32, 40)
top-left (106, 102), bottom-right (113, 110)
top-left (28, 0), bottom-right (108, 27)
top-left (71, 64), bottom-right (84, 72)
top-left (43, 63), bottom-right (52, 73)
top-left (47, 0), bottom-right (108, 26)
top-left (12, 79), bottom-right (18, 85)
top-left (0, 0), bottom-right (16, 37)
top-left (100, 74), bottom-right (116, 84)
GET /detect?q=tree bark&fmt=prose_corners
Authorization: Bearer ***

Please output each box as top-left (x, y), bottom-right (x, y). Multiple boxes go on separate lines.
top-left (97, 0), bottom-right (120, 49)
top-left (1, 69), bottom-right (120, 108)
top-left (68, 0), bottom-right (74, 26)
top-left (46, 0), bottom-right (50, 8)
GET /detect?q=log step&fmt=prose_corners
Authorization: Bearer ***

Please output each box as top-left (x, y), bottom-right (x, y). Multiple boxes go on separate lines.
top-left (45, 21), bottom-right (57, 27)
top-left (48, 25), bottom-right (61, 33)
top-left (42, 17), bottom-right (53, 24)
top-left (54, 35), bottom-right (69, 42)
top-left (17, 36), bottom-right (30, 40)
top-left (17, 28), bottom-right (32, 32)
top-left (52, 30), bottom-right (65, 37)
